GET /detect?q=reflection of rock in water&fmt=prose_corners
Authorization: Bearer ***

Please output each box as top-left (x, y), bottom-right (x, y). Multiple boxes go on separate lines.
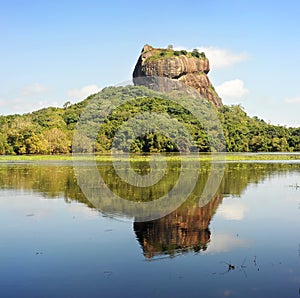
top-left (134, 194), bottom-right (223, 259)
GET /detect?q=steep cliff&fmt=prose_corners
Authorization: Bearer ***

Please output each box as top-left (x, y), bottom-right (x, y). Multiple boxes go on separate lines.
top-left (133, 44), bottom-right (223, 108)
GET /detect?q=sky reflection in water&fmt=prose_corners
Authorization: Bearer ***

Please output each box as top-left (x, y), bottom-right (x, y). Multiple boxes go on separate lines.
top-left (0, 161), bottom-right (299, 298)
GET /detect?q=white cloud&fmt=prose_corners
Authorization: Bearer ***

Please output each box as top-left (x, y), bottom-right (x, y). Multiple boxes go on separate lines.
top-left (12, 98), bottom-right (58, 113)
top-left (0, 97), bottom-right (58, 115)
top-left (217, 200), bottom-right (247, 220)
top-left (199, 47), bottom-right (248, 68)
top-left (285, 97), bottom-right (300, 104)
top-left (216, 79), bottom-right (249, 102)
top-left (0, 82), bottom-right (55, 115)
top-left (174, 46), bottom-right (248, 68)
top-left (207, 233), bottom-right (250, 254)
top-left (12, 98), bottom-right (58, 112)
top-left (67, 84), bottom-right (102, 101)
top-left (21, 83), bottom-right (48, 96)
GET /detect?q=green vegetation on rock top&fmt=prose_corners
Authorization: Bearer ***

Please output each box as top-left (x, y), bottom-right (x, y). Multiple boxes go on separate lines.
top-left (145, 48), bottom-right (207, 62)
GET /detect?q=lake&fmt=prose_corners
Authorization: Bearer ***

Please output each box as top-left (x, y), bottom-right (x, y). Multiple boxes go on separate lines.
top-left (0, 156), bottom-right (299, 297)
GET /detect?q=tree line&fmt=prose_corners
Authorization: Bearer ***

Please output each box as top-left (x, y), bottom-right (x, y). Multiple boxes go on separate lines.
top-left (0, 86), bottom-right (299, 154)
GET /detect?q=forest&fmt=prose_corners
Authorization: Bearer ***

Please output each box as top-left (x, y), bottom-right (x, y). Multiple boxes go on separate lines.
top-left (0, 85), bottom-right (299, 155)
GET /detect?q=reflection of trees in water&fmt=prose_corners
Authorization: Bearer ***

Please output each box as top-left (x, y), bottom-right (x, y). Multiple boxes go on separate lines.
top-left (0, 164), bottom-right (92, 207)
top-left (1, 162), bottom-right (298, 201)
top-left (0, 161), bottom-right (299, 258)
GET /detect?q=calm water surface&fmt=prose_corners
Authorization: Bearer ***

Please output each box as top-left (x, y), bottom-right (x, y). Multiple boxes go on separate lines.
top-left (0, 158), bottom-right (299, 297)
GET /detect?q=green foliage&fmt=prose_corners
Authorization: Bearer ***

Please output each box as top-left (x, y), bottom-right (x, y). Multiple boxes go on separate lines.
top-left (63, 101), bottom-right (72, 109)
top-left (43, 128), bottom-right (71, 154)
top-left (0, 132), bottom-right (11, 154)
top-left (94, 94), bottom-right (211, 153)
top-left (220, 105), bottom-right (297, 152)
top-left (145, 48), bottom-right (207, 62)
top-left (192, 49), bottom-right (200, 57)
top-left (0, 86), bottom-right (299, 155)
top-left (191, 49), bottom-right (206, 59)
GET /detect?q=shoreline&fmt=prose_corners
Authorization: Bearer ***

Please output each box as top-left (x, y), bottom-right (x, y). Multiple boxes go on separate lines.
top-left (0, 152), bottom-right (300, 163)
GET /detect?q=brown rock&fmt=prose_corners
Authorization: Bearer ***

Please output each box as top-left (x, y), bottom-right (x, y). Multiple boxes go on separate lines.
top-left (133, 45), bottom-right (223, 108)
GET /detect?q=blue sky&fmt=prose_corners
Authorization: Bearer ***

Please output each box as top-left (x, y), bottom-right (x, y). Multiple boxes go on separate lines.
top-left (1, 0), bottom-right (299, 126)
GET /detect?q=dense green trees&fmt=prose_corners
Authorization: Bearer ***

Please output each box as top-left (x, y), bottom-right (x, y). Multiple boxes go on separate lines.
top-left (0, 86), bottom-right (299, 154)
top-left (220, 105), bottom-right (299, 152)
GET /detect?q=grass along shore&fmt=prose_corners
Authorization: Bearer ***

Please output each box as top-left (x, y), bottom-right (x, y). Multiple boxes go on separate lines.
top-left (0, 152), bottom-right (299, 163)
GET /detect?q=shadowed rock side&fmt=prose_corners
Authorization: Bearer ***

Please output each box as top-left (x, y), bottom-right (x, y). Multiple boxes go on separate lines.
top-left (134, 194), bottom-right (223, 259)
top-left (133, 44), bottom-right (223, 108)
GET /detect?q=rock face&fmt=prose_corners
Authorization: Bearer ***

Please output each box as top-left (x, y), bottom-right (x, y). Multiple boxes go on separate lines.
top-left (133, 44), bottom-right (223, 108)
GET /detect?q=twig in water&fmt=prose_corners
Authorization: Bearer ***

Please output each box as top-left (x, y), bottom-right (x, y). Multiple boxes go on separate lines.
top-left (220, 258), bottom-right (248, 277)
top-left (253, 256), bottom-right (260, 271)
top-left (220, 261), bottom-right (236, 275)
top-left (288, 183), bottom-right (299, 190)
